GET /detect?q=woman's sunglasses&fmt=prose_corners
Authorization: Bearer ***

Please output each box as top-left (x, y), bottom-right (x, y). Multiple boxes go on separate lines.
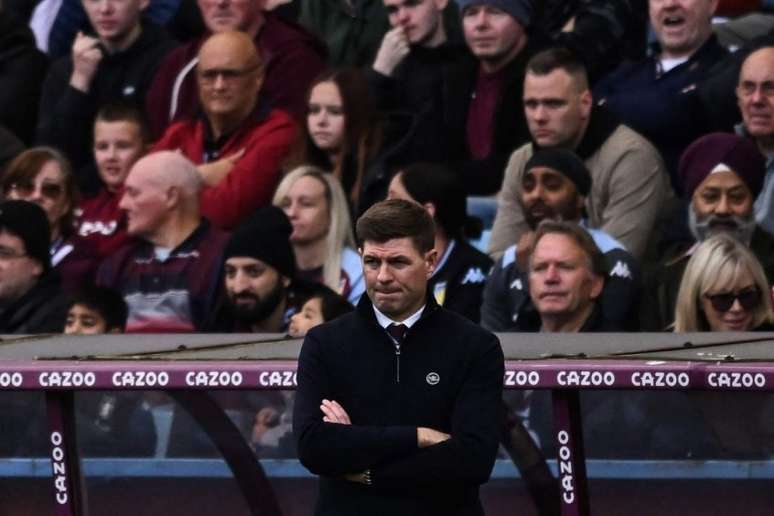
top-left (704, 288), bottom-right (761, 312)
top-left (6, 181), bottom-right (64, 201)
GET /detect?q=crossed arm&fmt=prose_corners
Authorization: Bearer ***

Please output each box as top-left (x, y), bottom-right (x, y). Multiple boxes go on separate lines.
top-left (293, 331), bottom-right (504, 488)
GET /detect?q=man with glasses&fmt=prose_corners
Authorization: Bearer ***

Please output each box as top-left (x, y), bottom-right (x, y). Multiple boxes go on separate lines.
top-left (146, 0), bottom-right (325, 137)
top-left (641, 132), bottom-right (774, 331)
top-left (37, 0), bottom-right (175, 171)
top-left (736, 46), bottom-right (774, 236)
top-left (152, 30), bottom-right (296, 230)
top-left (0, 200), bottom-right (69, 333)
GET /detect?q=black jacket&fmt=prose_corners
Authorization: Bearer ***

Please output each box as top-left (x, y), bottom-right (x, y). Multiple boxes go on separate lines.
top-left (294, 294), bottom-right (504, 516)
top-left (0, 12), bottom-right (48, 144)
top-left (427, 239), bottom-right (492, 324)
top-left (440, 35), bottom-right (549, 196)
top-left (0, 272), bottom-right (69, 334)
top-left (37, 23), bottom-right (176, 171)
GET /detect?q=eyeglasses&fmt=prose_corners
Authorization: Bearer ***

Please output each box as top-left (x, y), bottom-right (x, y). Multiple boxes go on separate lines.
top-left (737, 81), bottom-right (774, 98)
top-left (704, 288), bottom-right (761, 312)
top-left (7, 181), bottom-right (64, 201)
top-left (197, 64), bottom-right (261, 84)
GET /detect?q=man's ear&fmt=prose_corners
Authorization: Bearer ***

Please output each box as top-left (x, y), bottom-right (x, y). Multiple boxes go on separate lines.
top-left (281, 275), bottom-right (291, 288)
top-left (165, 185), bottom-right (180, 208)
top-left (579, 89), bottom-right (593, 120)
top-left (425, 248), bottom-right (438, 277)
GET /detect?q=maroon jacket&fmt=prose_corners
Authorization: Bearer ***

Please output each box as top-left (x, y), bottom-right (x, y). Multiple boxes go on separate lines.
top-left (76, 187), bottom-right (130, 259)
top-left (152, 107), bottom-right (297, 230)
top-left (145, 13), bottom-right (326, 138)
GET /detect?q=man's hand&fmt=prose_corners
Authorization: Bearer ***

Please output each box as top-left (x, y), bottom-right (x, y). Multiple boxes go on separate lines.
top-left (320, 399), bottom-right (351, 424)
top-left (417, 427), bottom-right (450, 448)
top-left (372, 26), bottom-right (410, 77)
top-left (70, 32), bottom-right (103, 93)
top-left (516, 230), bottom-right (536, 272)
top-left (197, 148), bottom-right (245, 186)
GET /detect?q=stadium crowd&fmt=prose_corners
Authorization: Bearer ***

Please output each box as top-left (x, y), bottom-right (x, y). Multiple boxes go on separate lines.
top-left (2, 0), bottom-right (774, 470)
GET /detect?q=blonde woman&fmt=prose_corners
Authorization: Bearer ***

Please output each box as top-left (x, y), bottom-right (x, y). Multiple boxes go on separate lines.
top-left (674, 233), bottom-right (774, 332)
top-left (273, 166), bottom-right (364, 304)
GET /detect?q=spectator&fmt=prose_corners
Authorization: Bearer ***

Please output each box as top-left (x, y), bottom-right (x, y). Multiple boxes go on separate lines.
top-left (366, 0), bottom-right (466, 164)
top-left (76, 102), bottom-right (150, 259)
top-left (2, 147), bottom-right (99, 293)
top-left (288, 283), bottom-right (354, 337)
top-left (0, 200), bottom-right (69, 333)
top-left (298, 0), bottom-right (390, 67)
top-left (735, 46), bottom-right (774, 235)
top-left (64, 285), bottom-right (129, 334)
top-left (440, 0), bottom-right (548, 198)
top-left (489, 47), bottom-right (670, 260)
top-left (37, 0), bottom-right (175, 171)
top-left (640, 132), bottom-right (774, 330)
top-left (674, 233), bottom-right (774, 332)
top-left (482, 148), bottom-right (639, 331)
top-left (525, 219), bottom-right (710, 459)
top-left (96, 151), bottom-right (228, 333)
top-left (146, 0), bottom-right (325, 137)
top-left (63, 285), bottom-right (157, 457)
top-left (273, 166), bottom-right (365, 305)
top-left (0, 8), bottom-right (48, 144)
top-left (387, 162), bottom-right (492, 322)
top-left (289, 68), bottom-right (392, 213)
top-left (152, 30), bottom-right (297, 230)
top-left (594, 0), bottom-right (728, 189)
top-left (527, 220), bottom-right (608, 331)
top-left (210, 205), bottom-right (301, 333)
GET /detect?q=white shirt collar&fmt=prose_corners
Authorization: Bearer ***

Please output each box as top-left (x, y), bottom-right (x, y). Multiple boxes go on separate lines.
top-left (372, 303), bottom-right (425, 330)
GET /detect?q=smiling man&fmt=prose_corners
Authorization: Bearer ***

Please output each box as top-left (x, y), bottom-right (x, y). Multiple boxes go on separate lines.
top-left (594, 0), bottom-right (727, 190)
top-left (641, 132), bottom-right (774, 330)
top-left (294, 199), bottom-right (504, 516)
top-left (152, 31), bottom-right (296, 230)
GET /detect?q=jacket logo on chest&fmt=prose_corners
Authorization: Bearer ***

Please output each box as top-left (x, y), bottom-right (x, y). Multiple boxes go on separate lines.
top-left (426, 372), bottom-right (440, 385)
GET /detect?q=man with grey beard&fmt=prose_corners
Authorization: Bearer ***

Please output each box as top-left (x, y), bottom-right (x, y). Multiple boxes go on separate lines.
top-left (640, 133), bottom-right (774, 331)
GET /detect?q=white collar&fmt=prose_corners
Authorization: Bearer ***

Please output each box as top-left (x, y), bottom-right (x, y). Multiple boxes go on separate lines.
top-left (372, 303), bottom-right (425, 330)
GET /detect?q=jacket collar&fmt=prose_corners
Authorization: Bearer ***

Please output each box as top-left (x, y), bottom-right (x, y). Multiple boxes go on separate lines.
top-left (532, 104), bottom-right (620, 160)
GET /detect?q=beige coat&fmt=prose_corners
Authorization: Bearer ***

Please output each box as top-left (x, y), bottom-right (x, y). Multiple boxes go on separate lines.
top-left (488, 124), bottom-right (671, 260)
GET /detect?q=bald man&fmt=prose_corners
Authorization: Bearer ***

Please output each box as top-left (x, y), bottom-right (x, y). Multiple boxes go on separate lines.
top-left (153, 31), bottom-right (297, 230)
top-left (736, 47), bottom-right (774, 236)
top-left (96, 151), bottom-right (229, 333)
top-left (146, 0), bottom-right (324, 136)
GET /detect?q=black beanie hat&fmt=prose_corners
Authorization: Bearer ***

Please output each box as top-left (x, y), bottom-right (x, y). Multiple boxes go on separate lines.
top-left (224, 206), bottom-right (296, 279)
top-left (0, 200), bottom-right (51, 271)
top-left (525, 148), bottom-right (591, 196)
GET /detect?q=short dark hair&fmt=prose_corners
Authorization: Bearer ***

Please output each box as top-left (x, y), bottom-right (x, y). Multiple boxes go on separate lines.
top-left (67, 286), bottom-right (128, 332)
top-left (526, 47), bottom-right (589, 90)
top-left (399, 163), bottom-right (473, 240)
top-left (530, 220), bottom-right (606, 278)
top-left (95, 101), bottom-right (152, 145)
top-left (356, 199), bottom-right (435, 253)
top-left (289, 281), bottom-right (353, 321)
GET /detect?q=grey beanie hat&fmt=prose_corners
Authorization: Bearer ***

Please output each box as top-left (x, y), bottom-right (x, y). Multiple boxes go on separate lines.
top-left (456, 0), bottom-right (533, 27)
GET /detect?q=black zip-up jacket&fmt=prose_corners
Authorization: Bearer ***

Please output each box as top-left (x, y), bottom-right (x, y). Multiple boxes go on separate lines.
top-left (294, 294), bottom-right (504, 516)
top-left (37, 22), bottom-right (176, 172)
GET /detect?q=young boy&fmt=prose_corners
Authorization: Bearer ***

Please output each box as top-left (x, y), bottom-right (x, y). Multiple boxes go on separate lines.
top-left (288, 284), bottom-right (353, 337)
top-left (64, 286), bottom-right (128, 335)
top-left (75, 102), bottom-right (149, 258)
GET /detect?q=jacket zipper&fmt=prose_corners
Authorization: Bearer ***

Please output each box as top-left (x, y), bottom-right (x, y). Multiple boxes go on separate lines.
top-left (394, 342), bottom-right (401, 383)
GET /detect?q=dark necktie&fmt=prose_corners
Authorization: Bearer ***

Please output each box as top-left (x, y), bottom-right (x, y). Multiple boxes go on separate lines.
top-left (386, 323), bottom-right (408, 344)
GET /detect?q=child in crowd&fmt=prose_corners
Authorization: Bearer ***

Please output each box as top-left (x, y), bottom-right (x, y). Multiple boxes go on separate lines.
top-left (75, 102), bottom-right (150, 259)
top-left (288, 284), bottom-right (353, 337)
top-left (64, 286), bottom-right (128, 335)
